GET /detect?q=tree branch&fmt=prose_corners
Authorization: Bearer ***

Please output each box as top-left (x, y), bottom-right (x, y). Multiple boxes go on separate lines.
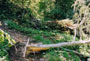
top-left (23, 38), bottom-right (30, 57)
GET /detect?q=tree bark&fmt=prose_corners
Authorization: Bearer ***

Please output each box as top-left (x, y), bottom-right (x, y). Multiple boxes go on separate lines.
top-left (28, 39), bottom-right (90, 48)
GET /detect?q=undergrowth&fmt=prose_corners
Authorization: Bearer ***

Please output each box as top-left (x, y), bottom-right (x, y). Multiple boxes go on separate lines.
top-left (0, 29), bottom-right (16, 61)
top-left (5, 20), bottom-right (90, 61)
top-left (5, 20), bottom-right (75, 44)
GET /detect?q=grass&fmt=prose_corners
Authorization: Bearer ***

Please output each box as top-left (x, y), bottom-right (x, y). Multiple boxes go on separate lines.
top-left (5, 20), bottom-right (75, 44)
top-left (44, 49), bottom-right (81, 61)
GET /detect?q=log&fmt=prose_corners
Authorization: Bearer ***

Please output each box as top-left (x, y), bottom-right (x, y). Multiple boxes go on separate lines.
top-left (28, 39), bottom-right (90, 48)
top-left (25, 39), bottom-right (90, 56)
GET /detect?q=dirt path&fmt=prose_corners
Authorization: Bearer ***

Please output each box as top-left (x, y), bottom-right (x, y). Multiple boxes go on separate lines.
top-left (0, 26), bottom-right (30, 61)
top-left (0, 26), bottom-right (45, 61)
top-left (1, 26), bottom-right (31, 42)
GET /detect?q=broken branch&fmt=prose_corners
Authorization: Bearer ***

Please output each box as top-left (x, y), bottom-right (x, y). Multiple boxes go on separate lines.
top-left (23, 38), bottom-right (30, 57)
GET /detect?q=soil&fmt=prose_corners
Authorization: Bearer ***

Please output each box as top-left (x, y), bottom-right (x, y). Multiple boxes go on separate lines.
top-left (0, 26), bottom-right (45, 61)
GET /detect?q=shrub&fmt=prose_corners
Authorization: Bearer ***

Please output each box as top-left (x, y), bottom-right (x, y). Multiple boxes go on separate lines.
top-left (0, 29), bottom-right (16, 61)
top-left (0, 0), bottom-right (74, 24)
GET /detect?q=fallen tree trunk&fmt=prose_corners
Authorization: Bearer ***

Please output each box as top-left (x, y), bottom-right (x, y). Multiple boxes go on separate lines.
top-left (28, 39), bottom-right (90, 48)
top-left (26, 39), bottom-right (90, 56)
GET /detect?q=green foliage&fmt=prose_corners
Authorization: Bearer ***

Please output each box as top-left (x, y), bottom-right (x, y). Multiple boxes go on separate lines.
top-left (29, 0), bottom-right (74, 20)
top-left (0, 0), bottom-right (75, 26)
top-left (44, 50), bottom-right (81, 61)
top-left (32, 35), bottom-right (52, 44)
top-left (0, 29), bottom-right (16, 61)
top-left (27, 0), bottom-right (74, 21)
top-left (6, 20), bottom-right (75, 44)
top-left (1, 0), bottom-right (90, 61)
top-left (44, 51), bottom-right (62, 61)
top-left (46, 0), bottom-right (74, 20)
top-left (7, 20), bottom-right (90, 60)
top-left (6, 20), bottom-right (53, 43)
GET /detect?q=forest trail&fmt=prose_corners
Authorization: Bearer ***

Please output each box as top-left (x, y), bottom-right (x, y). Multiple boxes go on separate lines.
top-left (0, 26), bottom-right (31, 43)
top-left (0, 25), bottom-right (45, 61)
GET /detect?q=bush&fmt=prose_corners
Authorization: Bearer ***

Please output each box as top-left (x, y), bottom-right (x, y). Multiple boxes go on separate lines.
top-left (0, 29), bottom-right (16, 61)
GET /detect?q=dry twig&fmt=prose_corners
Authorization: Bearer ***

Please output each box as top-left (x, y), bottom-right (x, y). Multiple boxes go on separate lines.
top-left (23, 38), bottom-right (30, 57)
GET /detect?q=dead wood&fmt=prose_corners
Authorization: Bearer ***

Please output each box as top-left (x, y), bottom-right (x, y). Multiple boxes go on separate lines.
top-left (28, 39), bottom-right (90, 48)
